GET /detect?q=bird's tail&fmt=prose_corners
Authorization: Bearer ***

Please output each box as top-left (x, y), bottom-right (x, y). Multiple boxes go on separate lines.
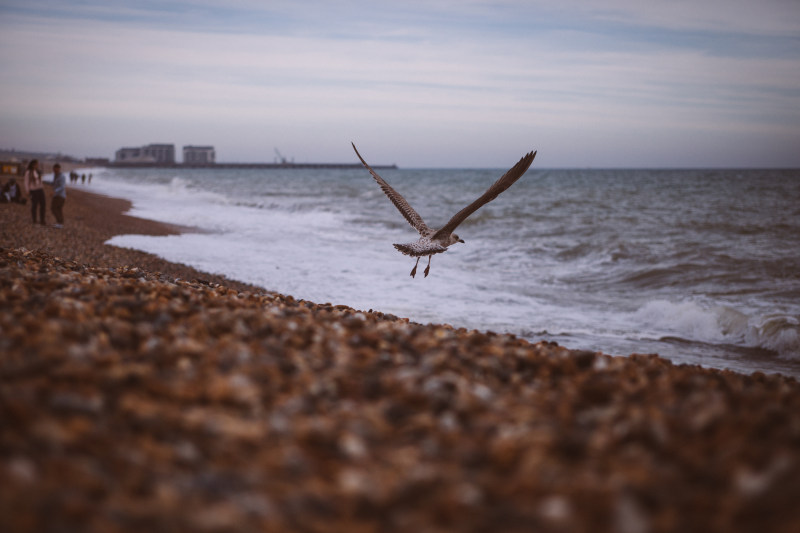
top-left (393, 243), bottom-right (417, 256)
top-left (394, 242), bottom-right (446, 257)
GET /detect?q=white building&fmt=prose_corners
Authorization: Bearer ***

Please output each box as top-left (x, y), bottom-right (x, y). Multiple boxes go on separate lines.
top-left (144, 144), bottom-right (175, 164)
top-left (183, 145), bottom-right (215, 165)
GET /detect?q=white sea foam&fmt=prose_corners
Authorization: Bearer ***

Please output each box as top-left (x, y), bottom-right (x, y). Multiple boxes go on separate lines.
top-left (747, 316), bottom-right (800, 358)
top-left (634, 300), bottom-right (729, 343)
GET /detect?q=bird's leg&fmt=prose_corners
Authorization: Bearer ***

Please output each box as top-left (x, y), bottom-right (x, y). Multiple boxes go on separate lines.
top-left (424, 255), bottom-right (432, 277)
top-left (410, 257), bottom-right (420, 278)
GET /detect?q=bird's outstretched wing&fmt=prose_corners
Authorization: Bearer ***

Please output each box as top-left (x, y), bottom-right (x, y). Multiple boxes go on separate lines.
top-left (352, 142), bottom-right (431, 234)
top-left (432, 151), bottom-right (536, 241)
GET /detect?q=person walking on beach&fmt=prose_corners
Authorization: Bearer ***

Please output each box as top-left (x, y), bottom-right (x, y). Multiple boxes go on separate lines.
top-left (51, 163), bottom-right (66, 228)
top-left (23, 159), bottom-right (46, 225)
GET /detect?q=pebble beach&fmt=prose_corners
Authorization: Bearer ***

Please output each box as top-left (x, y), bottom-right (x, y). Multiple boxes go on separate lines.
top-left (2, 186), bottom-right (800, 532)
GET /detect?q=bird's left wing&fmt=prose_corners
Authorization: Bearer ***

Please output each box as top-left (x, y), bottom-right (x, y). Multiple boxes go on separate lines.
top-left (432, 150), bottom-right (536, 241)
top-left (352, 142), bottom-right (431, 234)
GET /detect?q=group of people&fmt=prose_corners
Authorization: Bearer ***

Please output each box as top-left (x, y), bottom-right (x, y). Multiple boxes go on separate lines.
top-left (3, 159), bottom-right (69, 228)
top-left (3, 160), bottom-right (95, 227)
top-left (69, 171), bottom-right (91, 184)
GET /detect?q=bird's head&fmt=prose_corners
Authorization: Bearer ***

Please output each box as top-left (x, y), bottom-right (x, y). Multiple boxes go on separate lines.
top-left (449, 234), bottom-right (465, 246)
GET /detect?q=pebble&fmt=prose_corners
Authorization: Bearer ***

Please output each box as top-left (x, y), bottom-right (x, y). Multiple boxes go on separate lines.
top-left (2, 245), bottom-right (800, 532)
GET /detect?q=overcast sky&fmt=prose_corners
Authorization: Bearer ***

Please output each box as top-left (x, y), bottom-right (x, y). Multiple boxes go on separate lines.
top-left (1, 0), bottom-right (798, 167)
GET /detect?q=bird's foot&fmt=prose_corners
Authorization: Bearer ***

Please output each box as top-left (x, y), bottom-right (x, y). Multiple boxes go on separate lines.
top-left (410, 257), bottom-right (420, 278)
top-left (424, 264), bottom-right (430, 277)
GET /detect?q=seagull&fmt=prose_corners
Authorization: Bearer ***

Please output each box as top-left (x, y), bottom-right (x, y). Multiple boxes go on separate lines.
top-left (352, 142), bottom-right (537, 278)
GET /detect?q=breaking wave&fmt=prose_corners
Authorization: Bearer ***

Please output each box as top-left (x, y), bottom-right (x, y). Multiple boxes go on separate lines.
top-left (634, 300), bottom-right (800, 359)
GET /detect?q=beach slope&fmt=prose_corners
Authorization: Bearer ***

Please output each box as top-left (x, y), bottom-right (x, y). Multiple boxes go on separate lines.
top-left (2, 188), bottom-right (800, 532)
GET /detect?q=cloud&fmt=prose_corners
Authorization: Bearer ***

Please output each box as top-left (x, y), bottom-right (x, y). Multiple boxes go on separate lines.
top-left (578, 0), bottom-right (800, 36)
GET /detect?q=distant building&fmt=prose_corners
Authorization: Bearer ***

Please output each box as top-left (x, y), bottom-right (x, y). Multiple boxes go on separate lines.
top-left (115, 147), bottom-right (149, 163)
top-left (115, 144), bottom-right (175, 164)
top-left (183, 145), bottom-right (215, 165)
top-left (143, 144), bottom-right (175, 164)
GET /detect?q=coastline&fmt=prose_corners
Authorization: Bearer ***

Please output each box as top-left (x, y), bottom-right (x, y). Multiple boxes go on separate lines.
top-left (0, 183), bottom-right (262, 293)
top-left (2, 184), bottom-right (800, 531)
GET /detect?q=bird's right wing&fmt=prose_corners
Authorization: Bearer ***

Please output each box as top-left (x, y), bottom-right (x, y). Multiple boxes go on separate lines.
top-left (352, 142), bottom-right (431, 234)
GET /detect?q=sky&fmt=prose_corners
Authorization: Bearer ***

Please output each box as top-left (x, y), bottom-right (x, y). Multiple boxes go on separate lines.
top-left (1, 0), bottom-right (799, 168)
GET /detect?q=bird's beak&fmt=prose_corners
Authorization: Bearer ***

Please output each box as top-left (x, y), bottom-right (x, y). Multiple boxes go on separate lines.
top-left (458, 239), bottom-right (465, 243)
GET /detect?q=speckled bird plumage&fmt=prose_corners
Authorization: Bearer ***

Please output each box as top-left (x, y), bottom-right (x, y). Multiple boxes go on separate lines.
top-left (352, 142), bottom-right (536, 278)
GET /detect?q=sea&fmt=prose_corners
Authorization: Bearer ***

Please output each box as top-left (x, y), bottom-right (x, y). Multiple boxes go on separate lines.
top-left (80, 165), bottom-right (800, 377)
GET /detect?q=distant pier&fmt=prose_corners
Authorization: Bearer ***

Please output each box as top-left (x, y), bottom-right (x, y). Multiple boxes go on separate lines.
top-left (107, 162), bottom-right (398, 170)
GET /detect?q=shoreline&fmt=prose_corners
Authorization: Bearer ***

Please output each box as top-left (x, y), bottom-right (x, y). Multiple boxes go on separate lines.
top-left (2, 183), bottom-right (800, 531)
top-left (0, 182), bottom-right (263, 293)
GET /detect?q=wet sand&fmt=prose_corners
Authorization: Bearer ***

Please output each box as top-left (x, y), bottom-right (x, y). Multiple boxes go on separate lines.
top-left (2, 184), bottom-right (800, 532)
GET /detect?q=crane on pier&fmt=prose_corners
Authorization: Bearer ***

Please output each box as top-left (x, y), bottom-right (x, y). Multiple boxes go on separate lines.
top-left (274, 148), bottom-right (291, 165)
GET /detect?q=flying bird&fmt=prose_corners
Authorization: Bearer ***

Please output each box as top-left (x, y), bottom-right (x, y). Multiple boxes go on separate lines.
top-left (352, 142), bottom-right (537, 278)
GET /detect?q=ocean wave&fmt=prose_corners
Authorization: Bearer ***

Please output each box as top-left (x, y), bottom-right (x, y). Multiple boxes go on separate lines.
top-left (634, 300), bottom-right (800, 360)
top-left (619, 265), bottom-right (705, 289)
top-left (168, 176), bottom-right (190, 192)
top-left (746, 315), bottom-right (800, 357)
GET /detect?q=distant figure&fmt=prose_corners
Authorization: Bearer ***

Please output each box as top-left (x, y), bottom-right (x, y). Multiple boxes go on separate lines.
top-left (1, 178), bottom-right (26, 204)
top-left (88, 173), bottom-right (92, 184)
top-left (81, 173), bottom-right (86, 184)
top-left (24, 159), bottom-right (46, 224)
top-left (51, 163), bottom-right (66, 228)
